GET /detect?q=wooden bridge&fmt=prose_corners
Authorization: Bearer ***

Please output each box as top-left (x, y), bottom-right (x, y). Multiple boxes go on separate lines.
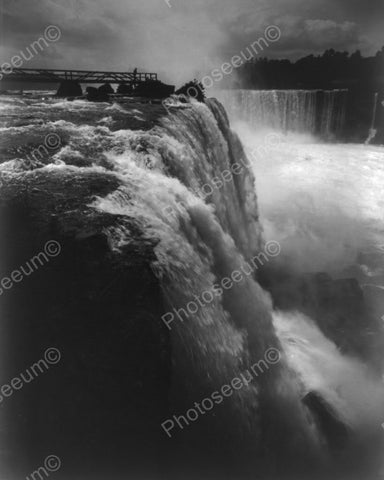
top-left (2, 68), bottom-right (158, 85)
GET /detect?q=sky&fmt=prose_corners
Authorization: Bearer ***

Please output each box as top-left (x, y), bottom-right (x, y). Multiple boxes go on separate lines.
top-left (0, 0), bottom-right (383, 85)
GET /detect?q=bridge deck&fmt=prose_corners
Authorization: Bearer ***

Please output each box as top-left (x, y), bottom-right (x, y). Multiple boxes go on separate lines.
top-left (2, 68), bottom-right (158, 84)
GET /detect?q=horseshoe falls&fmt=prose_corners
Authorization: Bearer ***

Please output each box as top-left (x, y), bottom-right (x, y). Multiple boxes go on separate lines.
top-left (0, 92), bottom-right (384, 480)
top-left (217, 89), bottom-right (348, 138)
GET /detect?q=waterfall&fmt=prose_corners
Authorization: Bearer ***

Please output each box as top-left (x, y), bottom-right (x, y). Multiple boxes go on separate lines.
top-left (216, 89), bottom-right (348, 138)
top-left (5, 94), bottom-right (381, 477)
top-left (89, 98), bottom-right (325, 474)
top-left (365, 92), bottom-right (379, 145)
top-left (82, 97), bottom-right (384, 477)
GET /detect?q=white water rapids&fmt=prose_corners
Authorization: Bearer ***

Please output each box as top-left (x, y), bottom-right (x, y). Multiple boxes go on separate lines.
top-left (1, 91), bottom-right (384, 478)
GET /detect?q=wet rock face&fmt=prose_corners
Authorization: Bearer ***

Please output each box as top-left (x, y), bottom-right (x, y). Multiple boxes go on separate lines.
top-left (0, 170), bottom-right (171, 479)
top-left (303, 391), bottom-right (351, 451)
top-left (259, 267), bottom-right (384, 369)
top-left (134, 79), bottom-right (175, 99)
top-left (86, 84), bottom-right (116, 102)
top-left (56, 80), bottom-right (83, 97)
top-left (98, 83), bottom-right (115, 95)
top-left (86, 86), bottom-right (109, 102)
top-left (175, 81), bottom-right (205, 102)
top-left (117, 83), bottom-right (133, 95)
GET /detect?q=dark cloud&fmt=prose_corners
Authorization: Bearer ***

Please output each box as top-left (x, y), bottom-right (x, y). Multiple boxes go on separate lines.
top-left (0, 0), bottom-right (382, 83)
top-left (221, 15), bottom-right (363, 60)
top-left (328, 0), bottom-right (384, 22)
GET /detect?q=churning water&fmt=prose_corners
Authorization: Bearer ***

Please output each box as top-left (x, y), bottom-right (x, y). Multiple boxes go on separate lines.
top-left (1, 90), bottom-right (384, 479)
top-left (218, 90), bottom-right (384, 477)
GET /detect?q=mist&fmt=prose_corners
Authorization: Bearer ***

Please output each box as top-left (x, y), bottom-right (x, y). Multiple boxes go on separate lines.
top-left (231, 121), bottom-right (384, 278)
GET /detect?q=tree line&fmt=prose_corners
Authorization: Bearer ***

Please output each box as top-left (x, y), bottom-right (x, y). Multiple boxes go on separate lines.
top-left (230, 47), bottom-right (384, 91)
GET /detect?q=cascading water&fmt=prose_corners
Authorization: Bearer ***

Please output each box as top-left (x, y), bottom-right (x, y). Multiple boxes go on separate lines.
top-left (88, 98), bottom-right (383, 477)
top-left (90, 99), bottom-right (325, 474)
top-left (210, 88), bottom-right (384, 476)
top-left (1, 93), bottom-right (384, 479)
top-left (216, 89), bottom-right (348, 138)
top-left (365, 92), bottom-right (379, 145)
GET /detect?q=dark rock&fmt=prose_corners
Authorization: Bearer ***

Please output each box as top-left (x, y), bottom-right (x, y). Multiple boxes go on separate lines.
top-left (0, 170), bottom-right (171, 478)
top-left (303, 391), bottom-right (351, 451)
top-left (98, 83), bottom-right (114, 95)
top-left (56, 80), bottom-right (83, 97)
top-left (117, 83), bottom-right (134, 95)
top-left (86, 86), bottom-right (109, 102)
top-left (259, 266), bottom-right (384, 369)
top-left (175, 80), bottom-right (205, 102)
top-left (134, 79), bottom-right (175, 99)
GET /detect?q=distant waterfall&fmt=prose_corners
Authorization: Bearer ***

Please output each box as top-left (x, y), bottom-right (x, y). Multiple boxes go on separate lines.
top-left (365, 92), bottom-right (379, 145)
top-left (216, 89), bottom-right (348, 138)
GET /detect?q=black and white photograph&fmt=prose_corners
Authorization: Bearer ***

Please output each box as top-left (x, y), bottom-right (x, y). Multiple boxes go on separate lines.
top-left (0, 1), bottom-right (384, 479)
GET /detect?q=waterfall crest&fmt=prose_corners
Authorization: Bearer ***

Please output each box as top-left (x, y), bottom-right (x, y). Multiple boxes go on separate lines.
top-left (216, 89), bottom-right (348, 138)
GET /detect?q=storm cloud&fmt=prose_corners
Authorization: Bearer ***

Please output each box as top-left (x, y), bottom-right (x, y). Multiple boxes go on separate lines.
top-left (0, 0), bottom-right (382, 85)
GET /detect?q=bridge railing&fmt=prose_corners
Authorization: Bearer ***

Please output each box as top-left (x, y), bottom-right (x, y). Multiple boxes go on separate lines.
top-left (2, 68), bottom-right (158, 84)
